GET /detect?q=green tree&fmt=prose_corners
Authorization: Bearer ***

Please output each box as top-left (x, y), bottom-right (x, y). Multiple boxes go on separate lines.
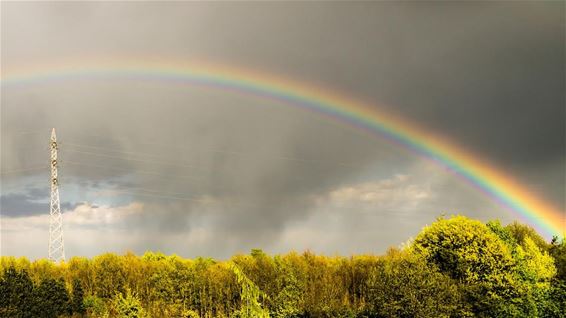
top-left (228, 262), bottom-right (270, 318)
top-left (271, 256), bottom-right (303, 318)
top-left (30, 278), bottom-right (70, 318)
top-left (412, 216), bottom-right (521, 317)
top-left (542, 279), bottom-right (566, 318)
top-left (71, 278), bottom-right (86, 316)
top-left (93, 253), bottom-right (127, 299)
top-left (365, 249), bottom-right (467, 318)
top-left (549, 236), bottom-right (566, 280)
top-left (489, 220), bottom-right (557, 316)
top-left (544, 236), bottom-right (566, 317)
top-left (112, 289), bottom-right (147, 318)
top-left (0, 267), bottom-right (34, 318)
top-left (67, 256), bottom-right (96, 296)
top-left (83, 295), bottom-right (108, 318)
top-left (506, 221), bottom-right (550, 252)
top-left (0, 217), bottom-right (562, 318)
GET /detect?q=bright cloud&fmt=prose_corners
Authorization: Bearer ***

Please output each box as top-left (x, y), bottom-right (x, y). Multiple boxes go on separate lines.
top-left (315, 174), bottom-right (433, 210)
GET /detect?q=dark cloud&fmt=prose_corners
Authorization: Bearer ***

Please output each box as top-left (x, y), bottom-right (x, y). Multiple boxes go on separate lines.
top-left (1, 2), bottom-right (564, 258)
top-left (0, 187), bottom-right (79, 218)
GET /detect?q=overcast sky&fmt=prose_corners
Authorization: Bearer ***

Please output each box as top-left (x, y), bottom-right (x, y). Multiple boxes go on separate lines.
top-left (1, 2), bottom-right (564, 260)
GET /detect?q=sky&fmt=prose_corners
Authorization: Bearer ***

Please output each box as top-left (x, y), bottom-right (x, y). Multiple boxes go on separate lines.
top-left (1, 2), bottom-right (564, 260)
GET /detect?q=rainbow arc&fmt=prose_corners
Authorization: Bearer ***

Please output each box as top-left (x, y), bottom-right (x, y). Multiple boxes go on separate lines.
top-left (2, 57), bottom-right (564, 238)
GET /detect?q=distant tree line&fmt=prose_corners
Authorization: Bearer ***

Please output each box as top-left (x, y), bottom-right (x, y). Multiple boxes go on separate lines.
top-left (0, 216), bottom-right (564, 317)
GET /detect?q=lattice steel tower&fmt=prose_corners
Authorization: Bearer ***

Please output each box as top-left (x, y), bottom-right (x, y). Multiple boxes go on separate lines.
top-left (49, 128), bottom-right (65, 262)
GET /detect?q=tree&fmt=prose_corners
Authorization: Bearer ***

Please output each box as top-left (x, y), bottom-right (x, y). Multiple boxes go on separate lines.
top-left (542, 279), bottom-right (566, 318)
top-left (67, 256), bottom-right (97, 296)
top-left (93, 253), bottom-right (127, 299)
top-left (112, 289), bottom-right (147, 318)
top-left (506, 222), bottom-right (550, 252)
top-left (489, 220), bottom-right (558, 316)
top-left (549, 236), bottom-right (566, 280)
top-left (71, 278), bottom-right (86, 316)
top-left (271, 256), bottom-right (304, 318)
top-left (544, 236), bottom-right (566, 318)
top-left (30, 278), bottom-right (70, 318)
top-left (0, 267), bottom-right (34, 318)
top-left (0, 216), bottom-right (562, 317)
top-left (365, 248), bottom-right (467, 318)
top-left (228, 262), bottom-right (270, 318)
top-left (83, 295), bottom-right (108, 318)
top-left (412, 216), bottom-right (521, 316)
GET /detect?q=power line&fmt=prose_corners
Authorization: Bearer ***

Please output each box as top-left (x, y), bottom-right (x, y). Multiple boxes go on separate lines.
top-left (91, 185), bottom-right (260, 208)
top-left (97, 188), bottom-right (208, 203)
top-left (4, 134), bottom-right (371, 180)
top-left (60, 148), bottom-right (315, 182)
top-left (4, 128), bottom-right (373, 168)
top-left (61, 142), bottom-right (174, 161)
top-left (1, 133), bottom-right (359, 205)
top-left (59, 134), bottom-right (367, 168)
top-left (60, 148), bottom-right (206, 171)
top-left (63, 161), bottom-right (204, 181)
top-left (0, 166), bottom-right (49, 176)
top-left (62, 141), bottom-right (359, 169)
top-left (102, 185), bottom-right (205, 200)
top-left (59, 142), bottom-right (358, 182)
top-left (1, 129), bottom-right (50, 136)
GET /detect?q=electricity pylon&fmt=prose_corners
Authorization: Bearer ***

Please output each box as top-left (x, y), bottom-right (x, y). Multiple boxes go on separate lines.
top-left (48, 128), bottom-right (65, 263)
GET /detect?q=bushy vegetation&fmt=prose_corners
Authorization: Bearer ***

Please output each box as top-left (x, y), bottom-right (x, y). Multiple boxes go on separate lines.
top-left (0, 216), bottom-right (564, 317)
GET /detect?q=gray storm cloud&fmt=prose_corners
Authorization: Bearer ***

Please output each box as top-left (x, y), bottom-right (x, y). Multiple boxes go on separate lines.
top-left (1, 2), bottom-right (564, 258)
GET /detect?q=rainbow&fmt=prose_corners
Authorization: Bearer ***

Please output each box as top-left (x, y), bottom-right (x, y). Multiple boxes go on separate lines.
top-left (2, 57), bottom-right (564, 238)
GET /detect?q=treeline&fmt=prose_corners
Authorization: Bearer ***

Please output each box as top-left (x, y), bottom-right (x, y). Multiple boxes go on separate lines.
top-left (1, 216), bottom-right (565, 318)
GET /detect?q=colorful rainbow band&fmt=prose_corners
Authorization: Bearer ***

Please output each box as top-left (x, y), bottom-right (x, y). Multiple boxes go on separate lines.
top-left (2, 58), bottom-right (564, 238)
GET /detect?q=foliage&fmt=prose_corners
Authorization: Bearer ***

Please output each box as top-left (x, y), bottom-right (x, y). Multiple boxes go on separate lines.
top-left (544, 236), bottom-right (566, 318)
top-left (92, 253), bottom-right (127, 299)
top-left (181, 309), bottom-right (201, 318)
top-left (542, 279), bottom-right (566, 318)
top-left (112, 289), bottom-right (147, 318)
top-left (0, 216), bottom-right (563, 318)
top-left (83, 295), bottom-right (108, 318)
top-left (414, 216), bottom-right (558, 317)
top-left (365, 248), bottom-right (468, 317)
top-left (71, 278), bottom-right (87, 316)
top-left (550, 236), bottom-right (566, 280)
top-left (227, 261), bottom-right (270, 318)
top-left (413, 216), bottom-right (515, 283)
top-left (506, 221), bottom-right (550, 252)
top-left (0, 267), bottom-right (34, 318)
top-left (30, 277), bottom-right (71, 318)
